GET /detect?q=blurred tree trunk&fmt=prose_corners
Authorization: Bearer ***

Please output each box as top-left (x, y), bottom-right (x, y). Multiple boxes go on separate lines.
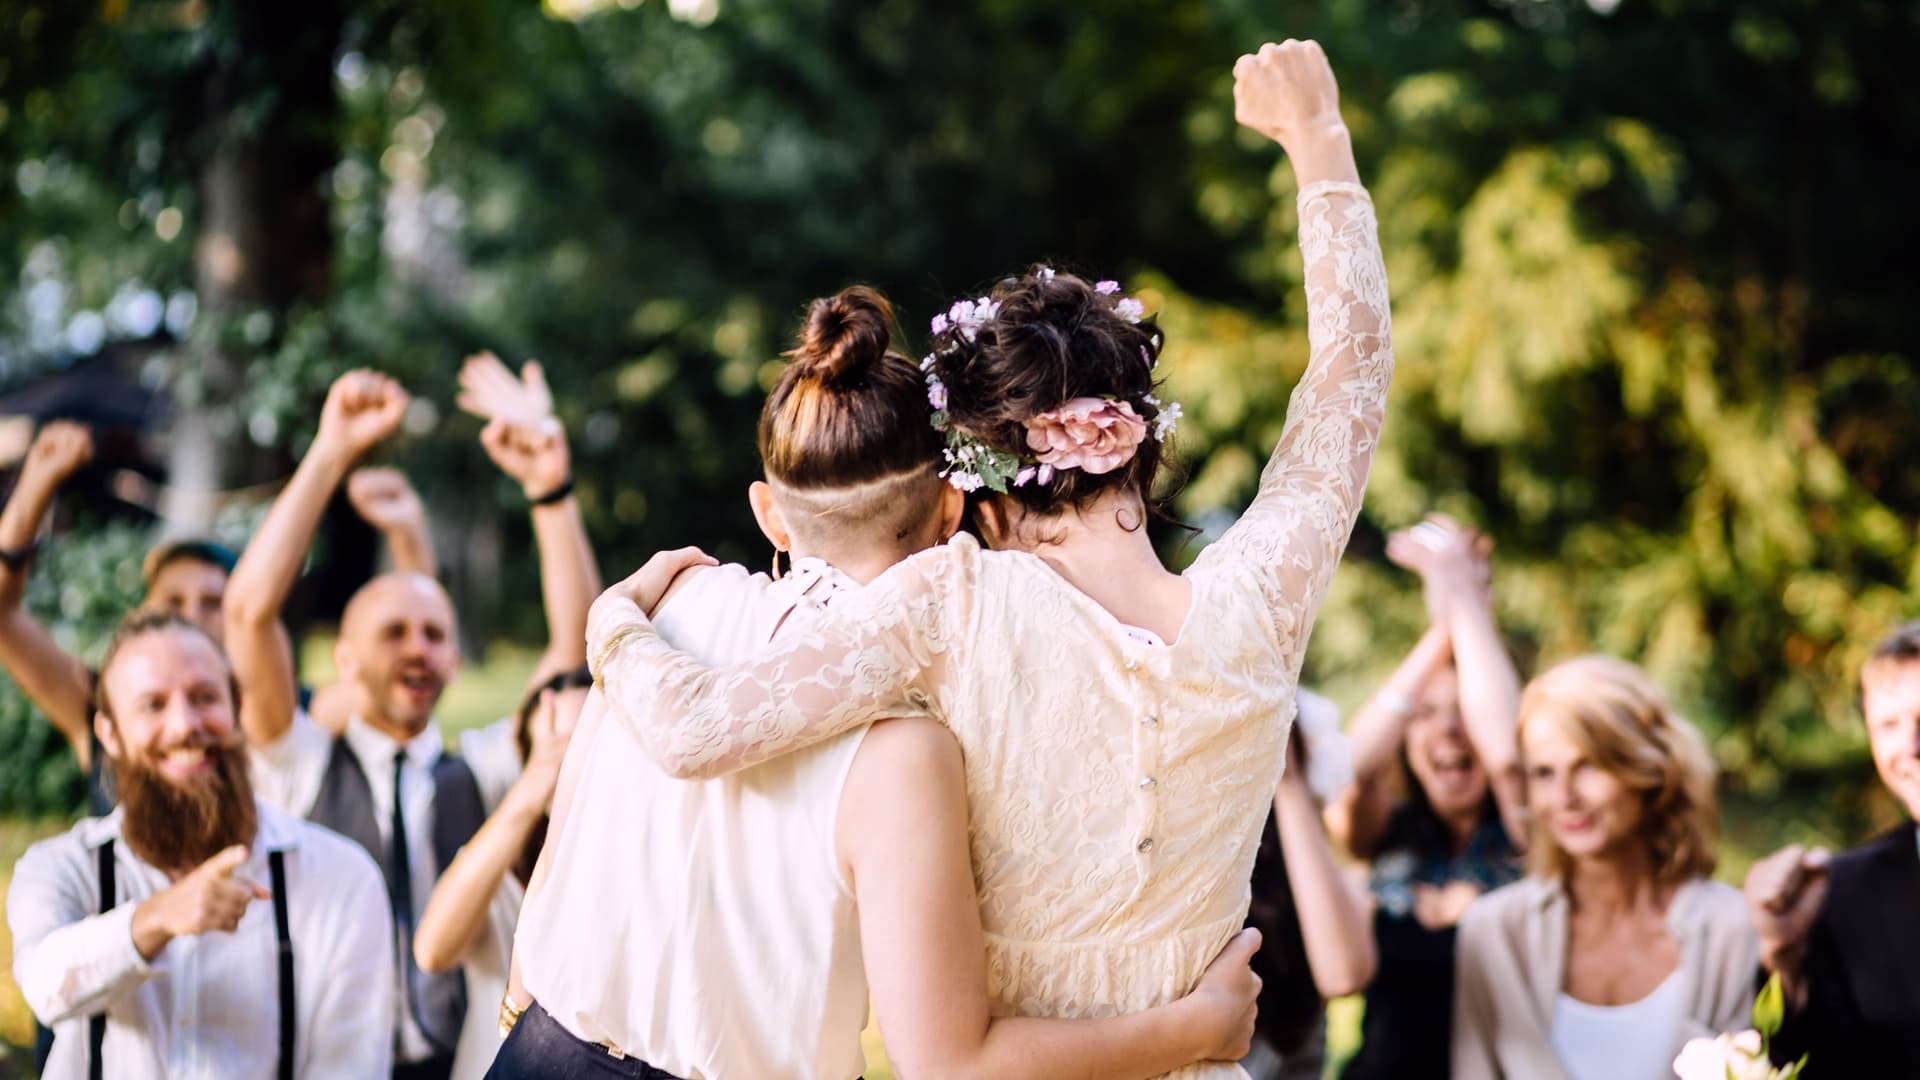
top-left (163, 4), bottom-right (343, 532)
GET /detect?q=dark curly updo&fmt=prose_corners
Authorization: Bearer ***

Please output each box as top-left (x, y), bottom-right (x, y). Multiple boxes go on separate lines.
top-left (924, 267), bottom-right (1177, 518)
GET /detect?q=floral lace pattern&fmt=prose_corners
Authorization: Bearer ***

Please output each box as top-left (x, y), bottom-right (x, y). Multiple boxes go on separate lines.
top-left (589, 181), bottom-right (1391, 1066)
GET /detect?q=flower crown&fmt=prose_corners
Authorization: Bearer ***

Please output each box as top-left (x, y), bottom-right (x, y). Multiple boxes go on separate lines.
top-left (921, 269), bottom-right (1183, 494)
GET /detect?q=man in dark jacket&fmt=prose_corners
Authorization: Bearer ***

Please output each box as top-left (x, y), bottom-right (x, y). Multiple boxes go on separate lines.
top-left (1746, 620), bottom-right (1920, 1077)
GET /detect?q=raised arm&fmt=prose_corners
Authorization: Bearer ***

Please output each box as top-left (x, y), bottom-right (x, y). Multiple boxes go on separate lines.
top-left (225, 371), bottom-right (409, 747)
top-left (1205, 41), bottom-right (1391, 667)
top-left (1390, 517), bottom-right (1525, 847)
top-left (416, 687), bottom-right (572, 974)
top-left (459, 353), bottom-right (601, 692)
top-left (842, 716), bottom-right (1260, 1079)
top-left (587, 543), bottom-right (968, 780)
top-left (346, 466), bottom-right (438, 578)
top-left (0, 422), bottom-right (99, 762)
top-left (1327, 622), bottom-right (1451, 858)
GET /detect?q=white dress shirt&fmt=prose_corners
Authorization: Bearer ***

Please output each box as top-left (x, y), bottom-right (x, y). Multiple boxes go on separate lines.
top-left (7, 799), bottom-right (393, 1079)
top-left (251, 711), bottom-right (505, 1066)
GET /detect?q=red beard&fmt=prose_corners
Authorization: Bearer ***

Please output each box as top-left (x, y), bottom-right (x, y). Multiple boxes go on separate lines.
top-left (110, 738), bottom-right (258, 874)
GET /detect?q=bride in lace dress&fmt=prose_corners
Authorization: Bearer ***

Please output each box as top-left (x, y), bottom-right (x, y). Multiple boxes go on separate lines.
top-left (592, 41), bottom-right (1392, 1079)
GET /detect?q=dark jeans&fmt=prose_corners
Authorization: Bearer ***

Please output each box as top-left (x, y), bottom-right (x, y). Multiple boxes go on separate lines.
top-left (394, 1055), bottom-right (457, 1080)
top-left (485, 1003), bottom-right (686, 1079)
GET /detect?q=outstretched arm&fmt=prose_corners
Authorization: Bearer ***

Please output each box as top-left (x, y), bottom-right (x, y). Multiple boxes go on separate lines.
top-left (1206, 41), bottom-right (1392, 673)
top-left (225, 371), bottom-right (409, 747)
top-left (842, 716), bottom-right (1260, 1079)
top-left (587, 543), bottom-right (969, 780)
top-left (458, 354), bottom-right (600, 692)
top-left (0, 423), bottom-right (98, 763)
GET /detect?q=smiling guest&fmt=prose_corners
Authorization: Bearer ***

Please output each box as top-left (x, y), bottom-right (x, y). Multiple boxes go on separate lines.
top-left (7, 613), bottom-right (392, 1078)
top-left (1452, 656), bottom-right (1755, 1080)
top-left (1331, 516), bottom-right (1525, 1080)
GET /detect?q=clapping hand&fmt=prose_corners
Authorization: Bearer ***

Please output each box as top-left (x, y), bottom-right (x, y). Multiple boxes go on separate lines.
top-left (1387, 514), bottom-right (1493, 621)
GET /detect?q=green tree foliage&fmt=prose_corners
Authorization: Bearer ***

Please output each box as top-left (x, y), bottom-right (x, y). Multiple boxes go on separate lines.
top-left (0, 0), bottom-right (1914, 828)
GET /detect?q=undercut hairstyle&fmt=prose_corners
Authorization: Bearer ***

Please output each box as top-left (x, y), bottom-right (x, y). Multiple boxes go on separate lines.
top-left (925, 266), bottom-right (1176, 520)
top-left (96, 610), bottom-right (239, 724)
top-left (758, 287), bottom-right (945, 556)
top-left (1518, 655), bottom-right (1720, 887)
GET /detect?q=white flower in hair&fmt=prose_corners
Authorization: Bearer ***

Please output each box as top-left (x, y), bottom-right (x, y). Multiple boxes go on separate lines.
top-left (930, 314), bottom-right (949, 336)
top-left (1036, 267), bottom-right (1055, 282)
top-left (1153, 401), bottom-right (1182, 442)
top-left (1114, 298), bottom-right (1145, 323)
top-left (1095, 280), bottom-right (1121, 295)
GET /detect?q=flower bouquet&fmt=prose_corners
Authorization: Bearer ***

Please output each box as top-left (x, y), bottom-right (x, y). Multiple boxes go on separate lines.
top-left (1673, 973), bottom-right (1806, 1080)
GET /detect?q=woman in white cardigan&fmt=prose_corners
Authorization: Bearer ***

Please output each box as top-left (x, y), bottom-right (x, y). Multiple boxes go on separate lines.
top-left (1453, 656), bottom-right (1756, 1080)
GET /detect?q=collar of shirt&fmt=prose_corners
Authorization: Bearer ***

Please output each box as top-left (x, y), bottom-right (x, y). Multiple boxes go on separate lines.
top-left (343, 712), bottom-right (445, 773)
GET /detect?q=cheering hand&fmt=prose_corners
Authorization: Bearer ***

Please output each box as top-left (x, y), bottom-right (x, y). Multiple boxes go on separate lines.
top-left (317, 370), bottom-right (410, 459)
top-left (1387, 514), bottom-right (1492, 622)
top-left (1234, 40), bottom-right (1345, 149)
top-left (480, 419), bottom-right (571, 502)
top-left (19, 422), bottom-right (94, 494)
top-left (347, 467), bottom-right (428, 534)
top-left (457, 351), bottom-right (553, 428)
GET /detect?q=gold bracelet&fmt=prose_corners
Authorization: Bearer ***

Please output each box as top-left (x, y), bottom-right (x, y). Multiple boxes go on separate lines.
top-left (499, 994), bottom-right (527, 1038)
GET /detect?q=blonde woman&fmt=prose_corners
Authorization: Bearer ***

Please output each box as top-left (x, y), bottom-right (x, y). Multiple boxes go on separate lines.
top-left (1452, 656), bottom-right (1755, 1080)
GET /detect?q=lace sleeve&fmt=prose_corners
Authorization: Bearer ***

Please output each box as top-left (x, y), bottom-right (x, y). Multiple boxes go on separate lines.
top-left (1197, 180), bottom-right (1393, 668)
top-left (586, 545), bottom-right (972, 780)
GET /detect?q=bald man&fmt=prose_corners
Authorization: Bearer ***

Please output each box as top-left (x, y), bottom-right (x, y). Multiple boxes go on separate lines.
top-left (225, 367), bottom-right (599, 1080)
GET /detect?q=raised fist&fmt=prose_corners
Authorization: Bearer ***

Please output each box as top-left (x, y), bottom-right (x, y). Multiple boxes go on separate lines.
top-left (20, 421), bottom-right (94, 490)
top-left (1387, 514), bottom-right (1493, 619)
top-left (1233, 39), bottom-right (1345, 150)
top-left (480, 418), bottom-right (571, 501)
top-left (317, 369), bottom-right (410, 458)
top-left (347, 467), bottom-right (428, 533)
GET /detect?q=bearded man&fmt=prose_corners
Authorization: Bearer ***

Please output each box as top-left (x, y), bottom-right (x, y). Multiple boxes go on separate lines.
top-left (6, 612), bottom-right (391, 1078)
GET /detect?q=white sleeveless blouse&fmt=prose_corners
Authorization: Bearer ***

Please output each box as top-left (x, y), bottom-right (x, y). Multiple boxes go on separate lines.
top-left (518, 561), bottom-right (870, 1080)
top-left (590, 181), bottom-right (1393, 1080)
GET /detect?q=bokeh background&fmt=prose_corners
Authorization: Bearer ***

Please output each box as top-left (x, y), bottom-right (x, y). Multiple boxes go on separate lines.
top-left (1, 0), bottom-right (1916, 1074)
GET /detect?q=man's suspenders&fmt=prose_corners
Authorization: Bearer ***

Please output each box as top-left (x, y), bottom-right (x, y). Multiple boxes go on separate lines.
top-left (89, 840), bottom-right (296, 1079)
top-left (87, 842), bottom-right (112, 1080)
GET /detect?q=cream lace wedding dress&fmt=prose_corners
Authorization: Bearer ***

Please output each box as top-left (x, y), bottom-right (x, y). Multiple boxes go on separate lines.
top-left (589, 180), bottom-right (1391, 1079)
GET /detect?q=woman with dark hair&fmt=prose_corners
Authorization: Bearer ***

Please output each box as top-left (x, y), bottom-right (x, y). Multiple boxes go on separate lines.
top-left (414, 665), bottom-right (593, 1080)
top-left (587, 40), bottom-right (1393, 1077)
top-left (1330, 515), bottom-right (1526, 1080)
top-left (1242, 691), bottom-right (1376, 1080)
top-left (503, 286), bottom-right (1262, 1080)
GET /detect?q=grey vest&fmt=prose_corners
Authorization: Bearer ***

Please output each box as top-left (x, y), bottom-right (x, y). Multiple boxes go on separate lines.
top-left (308, 736), bottom-right (486, 1058)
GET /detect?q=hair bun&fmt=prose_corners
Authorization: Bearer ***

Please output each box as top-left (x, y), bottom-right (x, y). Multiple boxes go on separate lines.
top-left (791, 286), bottom-right (895, 388)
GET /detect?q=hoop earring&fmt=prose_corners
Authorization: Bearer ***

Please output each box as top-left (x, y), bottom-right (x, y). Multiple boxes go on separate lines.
top-left (771, 548), bottom-right (785, 580)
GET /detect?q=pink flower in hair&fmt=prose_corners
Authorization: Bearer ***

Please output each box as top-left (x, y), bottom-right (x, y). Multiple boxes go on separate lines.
top-left (1024, 397), bottom-right (1148, 476)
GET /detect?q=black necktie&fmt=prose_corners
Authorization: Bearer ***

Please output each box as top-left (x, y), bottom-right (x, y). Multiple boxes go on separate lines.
top-left (389, 749), bottom-right (414, 931)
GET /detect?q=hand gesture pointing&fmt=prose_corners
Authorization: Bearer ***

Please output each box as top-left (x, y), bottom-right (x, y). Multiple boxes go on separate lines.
top-left (131, 845), bottom-right (272, 960)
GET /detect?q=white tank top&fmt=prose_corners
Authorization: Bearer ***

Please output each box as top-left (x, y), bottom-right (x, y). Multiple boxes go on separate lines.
top-left (516, 561), bottom-right (871, 1080)
top-left (1549, 969), bottom-right (1687, 1080)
